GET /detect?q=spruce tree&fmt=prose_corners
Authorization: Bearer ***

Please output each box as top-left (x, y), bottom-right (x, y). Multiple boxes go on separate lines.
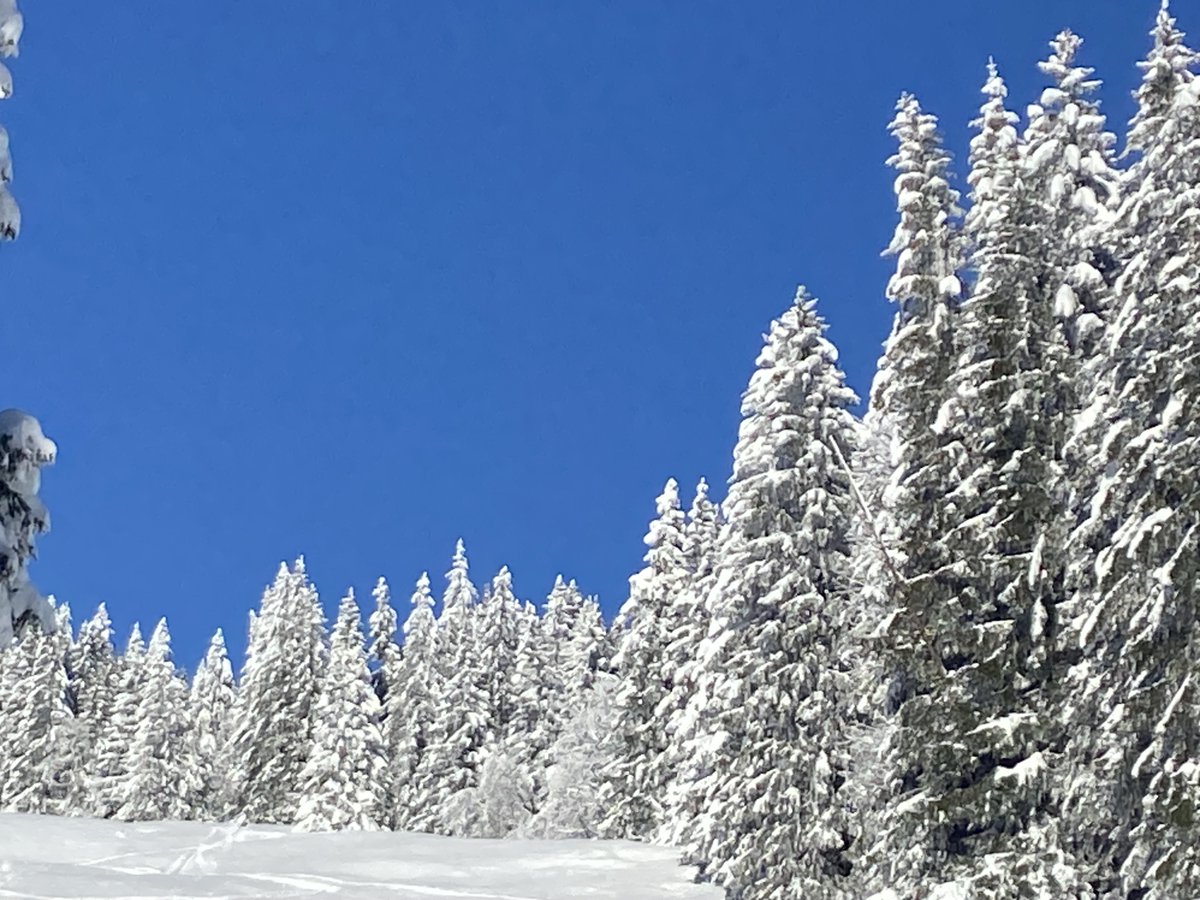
top-left (860, 93), bottom-right (967, 894)
top-left (0, 615), bottom-right (77, 814)
top-left (1061, 7), bottom-right (1200, 894)
top-left (190, 628), bottom-right (235, 821)
top-left (367, 576), bottom-right (402, 706)
top-left (678, 289), bottom-right (858, 900)
top-left (294, 589), bottom-right (389, 832)
top-left (407, 542), bottom-right (489, 833)
top-left (599, 477), bottom-right (688, 841)
top-left (389, 571), bottom-right (440, 829)
top-left (224, 559), bottom-right (327, 824)
top-left (115, 619), bottom-right (199, 821)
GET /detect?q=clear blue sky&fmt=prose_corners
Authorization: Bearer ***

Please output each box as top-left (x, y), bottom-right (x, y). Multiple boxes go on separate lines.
top-left (8, 1), bottom-right (1159, 668)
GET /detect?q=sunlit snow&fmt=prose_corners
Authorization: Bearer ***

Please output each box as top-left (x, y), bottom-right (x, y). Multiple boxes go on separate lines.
top-left (0, 814), bottom-right (720, 899)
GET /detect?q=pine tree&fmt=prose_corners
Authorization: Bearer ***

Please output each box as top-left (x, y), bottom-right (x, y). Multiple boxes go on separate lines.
top-left (599, 477), bottom-right (688, 841)
top-left (224, 559), bottom-right (327, 824)
top-left (678, 289), bottom-right (858, 900)
top-left (115, 619), bottom-right (199, 821)
top-left (190, 628), bottom-right (235, 821)
top-left (294, 589), bottom-right (389, 832)
top-left (389, 571), bottom-right (440, 830)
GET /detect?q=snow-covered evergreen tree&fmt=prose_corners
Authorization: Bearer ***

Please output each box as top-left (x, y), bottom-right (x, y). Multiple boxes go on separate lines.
top-left (388, 571), bottom-right (440, 830)
top-left (676, 289), bottom-right (858, 900)
top-left (599, 477), bottom-right (688, 841)
top-left (190, 628), bottom-right (235, 821)
top-left (0, 410), bottom-right (56, 646)
top-left (523, 673), bottom-right (619, 839)
top-left (294, 589), bottom-right (389, 832)
top-left (66, 604), bottom-right (115, 811)
top-left (115, 619), bottom-right (199, 821)
top-left (878, 59), bottom-right (1080, 896)
top-left (1059, 7), bottom-right (1200, 894)
top-left (659, 477), bottom-right (721, 839)
top-left (407, 542), bottom-right (489, 833)
top-left (224, 559), bottom-right (327, 824)
top-left (89, 624), bottom-right (148, 818)
top-left (0, 614), bottom-right (77, 815)
top-left (367, 576), bottom-right (402, 706)
top-left (0, 0), bottom-right (19, 240)
top-left (859, 93), bottom-right (969, 894)
top-left (1022, 30), bottom-right (1119, 357)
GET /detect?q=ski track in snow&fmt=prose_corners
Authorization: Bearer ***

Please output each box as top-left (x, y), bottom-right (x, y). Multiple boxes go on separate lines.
top-left (0, 813), bottom-right (720, 899)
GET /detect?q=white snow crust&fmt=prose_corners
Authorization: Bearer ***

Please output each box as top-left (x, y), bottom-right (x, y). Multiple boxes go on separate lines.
top-left (0, 813), bottom-right (720, 899)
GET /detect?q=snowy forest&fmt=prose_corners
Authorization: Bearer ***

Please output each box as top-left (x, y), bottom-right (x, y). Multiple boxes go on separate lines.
top-left (3, 2), bottom-right (1200, 899)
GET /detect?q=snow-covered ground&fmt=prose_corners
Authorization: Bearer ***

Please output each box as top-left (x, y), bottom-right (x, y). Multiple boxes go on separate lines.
top-left (0, 813), bottom-right (721, 899)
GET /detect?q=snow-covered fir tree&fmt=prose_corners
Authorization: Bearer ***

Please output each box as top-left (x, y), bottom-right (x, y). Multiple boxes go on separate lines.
top-left (189, 628), bottom-right (235, 821)
top-left (68, 604), bottom-right (116, 807)
top-left (859, 92), bottom-right (970, 894)
top-left (1022, 29), bottom-right (1119, 358)
top-left (599, 477), bottom-right (688, 841)
top-left (677, 288), bottom-right (858, 900)
top-left (89, 623), bottom-right (148, 818)
top-left (407, 541), bottom-right (490, 833)
top-left (224, 559), bottom-right (326, 824)
top-left (367, 576), bottom-right (402, 707)
top-left (0, 614), bottom-right (77, 814)
top-left (388, 571), bottom-right (440, 830)
top-left (0, 0), bottom-right (18, 240)
top-left (294, 589), bottom-right (389, 832)
top-left (115, 619), bottom-right (199, 821)
top-left (0, 410), bottom-right (56, 646)
top-left (1059, 6), bottom-right (1200, 894)
top-left (524, 673), bottom-right (619, 839)
top-left (659, 477), bottom-right (722, 840)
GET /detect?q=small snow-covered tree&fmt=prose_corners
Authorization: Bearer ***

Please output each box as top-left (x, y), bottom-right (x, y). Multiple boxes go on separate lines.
top-left (115, 619), bottom-right (199, 821)
top-left (90, 624), bottom-right (148, 818)
top-left (389, 571), bottom-right (440, 829)
top-left (523, 673), bottom-right (619, 839)
top-left (190, 628), bottom-right (235, 820)
top-left (367, 576), bottom-right (402, 706)
top-left (294, 589), bottom-right (389, 832)
top-left (659, 477), bottom-right (721, 837)
top-left (599, 477), bottom-right (688, 841)
top-left (224, 558), bottom-right (327, 824)
top-left (0, 613), bottom-right (77, 814)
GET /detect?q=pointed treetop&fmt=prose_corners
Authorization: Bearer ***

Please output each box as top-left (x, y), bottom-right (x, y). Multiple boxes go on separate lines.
top-left (442, 539), bottom-right (478, 613)
top-left (147, 618), bottom-right (172, 660)
top-left (372, 576), bottom-right (390, 607)
top-left (411, 571), bottom-right (433, 606)
top-left (884, 94), bottom-right (962, 313)
top-left (125, 622), bottom-right (145, 657)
